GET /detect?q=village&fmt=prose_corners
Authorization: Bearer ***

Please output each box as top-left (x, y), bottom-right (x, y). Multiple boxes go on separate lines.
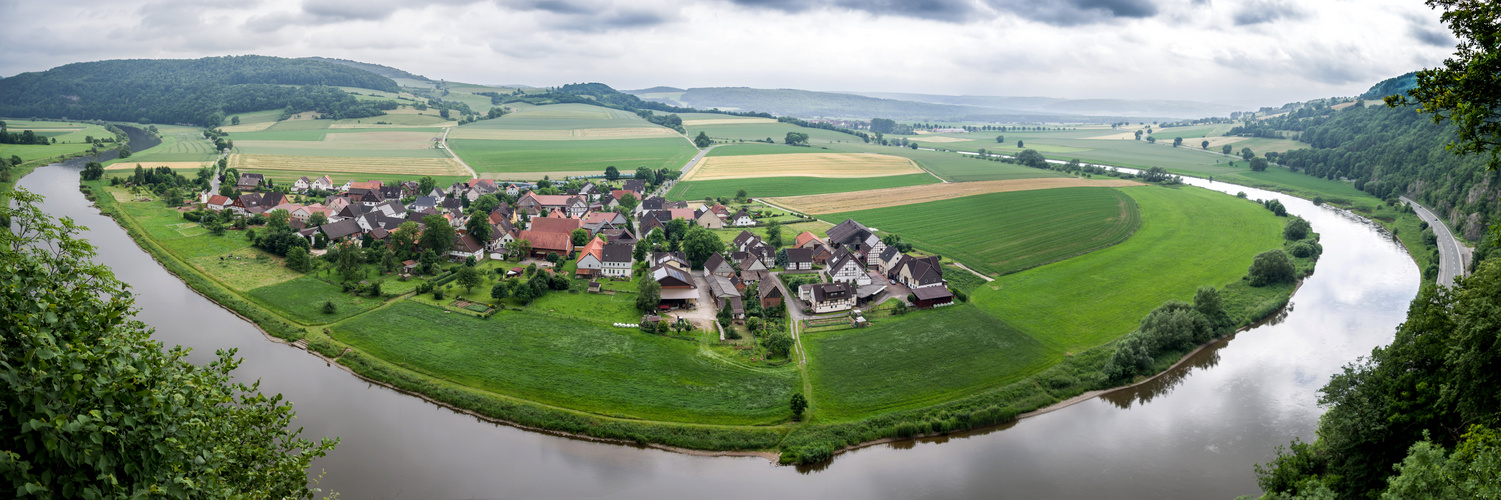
top-left (202, 170), bottom-right (958, 336)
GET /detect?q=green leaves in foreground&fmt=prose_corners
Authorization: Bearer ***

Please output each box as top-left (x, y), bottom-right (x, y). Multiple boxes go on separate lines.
top-left (0, 188), bottom-right (337, 498)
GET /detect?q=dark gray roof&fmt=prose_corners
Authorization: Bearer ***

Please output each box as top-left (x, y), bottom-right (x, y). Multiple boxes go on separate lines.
top-left (319, 219), bottom-right (362, 240)
top-left (912, 286), bottom-right (953, 300)
top-left (601, 244), bottom-right (634, 263)
top-left (808, 282), bottom-right (854, 303)
top-left (825, 219), bottom-right (869, 246)
top-left (786, 248), bottom-right (813, 263)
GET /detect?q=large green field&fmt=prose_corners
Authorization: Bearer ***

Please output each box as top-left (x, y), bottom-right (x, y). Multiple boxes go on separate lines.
top-left (450, 137), bottom-right (698, 174)
top-left (109, 125), bottom-right (218, 164)
top-left (688, 121), bottom-right (858, 145)
top-left (667, 174), bottom-right (939, 201)
top-left (247, 276), bottom-right (384, 324)
top-left (825, 187), bottom-right (1141, 277)
top-left (973, 185), bottom-right (1284, 352)
top-left (462, 103), bottom-right (653, 129)
top-left (804, 305), bottom-right (1057, 420)
top-left (0, 119), bottom-right (119, 163)
top-left (331, 302), bottom-right (801, 424)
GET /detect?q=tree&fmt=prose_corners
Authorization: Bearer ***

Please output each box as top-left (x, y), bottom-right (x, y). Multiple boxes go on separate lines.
top-left (231, 115), bottom-right (241, 125)
top-left (764, 330), bottom-right (794, 358)
top-left (1388, 0), bottom-right (1501, 168)
top-left (1284, 217), bottom-right (1312, 240)
top-left (0, 188), bottom-right (336, 497)
top-left (693, 131), bottom-right (712, 148)
top-left (418, 248), bottom-right (439, 275)
top-left (490, 280), bottom-right (511, 301)
top-left (418, 175), bottom-right (437, 195)
top-left (1015, 149), bottom-right (1048, 169)
top-left (636, 277), bottom-right (661, 312)
top-left (505, 238), bottom-right (532, 260)
top-left (790, 393), bottom-right (808, 420)
top-left (571, 228), bottom-right (590, 247)
top-left (1146, 136), bottom-right (1157, 144)
top-left (1241, 147), bottom-right (1254, 160)
top-left (1193, 285), bottom-right (1232, 332)
top-left (285, 246), bottom-right (312, 272)
top-left (1017, 140), bottom-right (1025, 148)
top-left (1202, 140), bottom-right (1210, 149)
top-left (619, 193), bottom-right (639, 212)
top-left (420, 213), bottom-right (455, 256)
top-left (456, 266), bottom-right (482, 294)
top-left (682, 226), bottom-right (725, 269)
top-left (117, 145), bottom-right (131, 159)
top-left (307, 211), bottom-right (328, 228)
top-left (995, 135), bottom-right (1004, 143)
top-left (546, 251), bottom-right (561, 266)
top-left (1173, 137), bottom-right (1183, 147)
top-left (785, 132), bottom-right (809, 146)
top-left (1249, 157), bottom-right (1269, 171)
top-left (465, 214), bottom-right (492, 242)
top-left (1247, 249), bottom-right (1296, 286)
top-left (604, 165), bottom-right (620, 181)
top-left (765, 219), bottom-right (783, 248)
top-left (335, 242), bottom-right (363, 282)
top-left (1222, 144), bottom-right (1233, 155)
top-left (80, 161), bottom-right (104, 180)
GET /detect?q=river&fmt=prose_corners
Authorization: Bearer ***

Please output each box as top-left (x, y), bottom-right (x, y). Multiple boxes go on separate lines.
top-left (20, 163), bottom-right (1417, 499)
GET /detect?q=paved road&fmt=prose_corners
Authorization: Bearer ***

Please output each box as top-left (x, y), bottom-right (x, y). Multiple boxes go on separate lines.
top-left (1402, 196), bottom-right (1467, 287)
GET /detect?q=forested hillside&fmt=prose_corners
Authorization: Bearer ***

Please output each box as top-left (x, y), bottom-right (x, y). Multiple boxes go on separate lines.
top-left (0, 56), bottom-right (400, 127)
top-left (302, 56), bottom-right (432, 82)
top-left (1273, 104), bottom-right (1498, 240)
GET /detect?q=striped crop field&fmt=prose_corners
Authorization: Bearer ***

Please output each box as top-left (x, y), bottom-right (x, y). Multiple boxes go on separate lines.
top-left (823, 187), bottom-right (1142, 277)
top-left (684, 153), bottom-right (923, 180)
top-left (447, 127), bottom-right (680, 141)
top-left (227, 154), bottom-right (470, 177)
top-left (772, 177), bottom-right (1141, 214)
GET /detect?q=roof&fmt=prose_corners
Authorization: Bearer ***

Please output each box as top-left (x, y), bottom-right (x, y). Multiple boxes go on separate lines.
top-left (653, 251), bottom-right (687, 265)
top-left (758, 283), bottom-right (783, 299)
top-left (826, 218), bottom-right (871, 246)
top-left (731, 209), bottom-right (752, 220)
top-left (806, 282), bottom-right (855, 303)
top-left (667, 208), bottom-right (694, 221)
top-left (707, 275), bottom-right (740, 298)
top-left (578, 237), bottom-right (605, 262)
top-left (785, 248), bottom-right (814, 263)
top-left (652, 264), bottom-right (695, 288)
top-left (704, 253), bottom-right (731, 272)
top-left (319, 219), bottom-right (362, 240)
top-left (830, 248), bottom-right (861, 271)
top-left (602, 228), bottom-right (636, 243)
top-left (583, 211), bottom-right (624, 225)
top-left (207, 195), bottom-right (231, 206)
top-left (879, 245), bottom-right (903, 262)
top-left (518, 230), bottom-right (572, 252)
top-left (454, 234), bottom-right (484, 253)
top-left (732, 230), bottom-right (760, 249)
top-left (601, 243), bottom-right (634, 263)
top-left (740, 269), bottom-right (768, 282)
top-left (350, 180), bottom-right (382, 190)
top-left (522, 193), bottom-right (583, 207)
top-left (795, 231), bottom-right (822, 248)
top-left (912, 286), bottom-right (954, 300)
top-left (622, 179), bottom-right (646, 192)
top-left (529, 217), bottom-right (582, 235)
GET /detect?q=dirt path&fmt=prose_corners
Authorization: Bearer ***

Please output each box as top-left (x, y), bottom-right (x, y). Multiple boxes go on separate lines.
top-left (440, 127), bottom-right (478, 179)
top-left (950, 262), bottom-right (993, 282)
top-left (770, 177), bottom-right (1143, 214)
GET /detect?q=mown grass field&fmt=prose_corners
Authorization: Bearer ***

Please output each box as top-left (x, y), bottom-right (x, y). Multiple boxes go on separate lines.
top-left (688, 122), bottom-right (858, 145)
top-left (972, 185), bottom-right (1284, 352)
top-left (824, 187), bottom-right (1141, 276)
top-left (450, 137), bottom-right (697, 174)
top-left (0, 119), bottom-right (118, 162)
top-left (667, 174), bottom-right (939, 201)
top-left (803, 304), bottom-right (1057, 420)
top-left (109, 125), bottom-right (218, 165)
top-left (330, 302), bottom-right (801, 424)
top-left (246, 276), bottom-right (384, 324)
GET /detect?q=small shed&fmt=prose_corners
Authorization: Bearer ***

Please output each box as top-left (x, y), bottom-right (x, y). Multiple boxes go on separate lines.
top-left (912, 286), bottom-right (955, 309)
top-left (588, 281), bottom-right (603, 293)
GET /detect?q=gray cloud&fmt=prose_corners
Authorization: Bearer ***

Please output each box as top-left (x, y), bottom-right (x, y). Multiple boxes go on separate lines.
top-left (1231, 0), bottom-right (1303, 26)
top-left (508, 1), bottom-right (678, 32)
top-left (1406, 15), bottom-right (1453, 47)
top-left (729, 0), bottom-right (1156, 24)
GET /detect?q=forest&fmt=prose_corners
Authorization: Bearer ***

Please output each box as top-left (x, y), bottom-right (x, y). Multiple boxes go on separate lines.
top-left (0, 55), bottom-right (400, 126)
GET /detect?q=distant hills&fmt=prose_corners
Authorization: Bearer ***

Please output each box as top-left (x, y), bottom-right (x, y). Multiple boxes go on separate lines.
top-left (302, 56), bottom-right (431, 83)
top-left (1361, 72), bottom-right (1418, 100)
top-left (624, 86), bottom-right (1238, 122)
top-left (0, 56), bottom-right (400, 126)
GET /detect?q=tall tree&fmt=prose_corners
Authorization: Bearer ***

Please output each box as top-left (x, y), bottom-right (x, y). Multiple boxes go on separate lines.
top-left (465, 214), bottom-right (492, 242)
top-left (0, 189), bottom-right (337, 497)
top-left (1390, 0), bottom-right (1501, 168)
top-left (420, 213), bottom-right (455, 256)
top-left (693, 131), bottom-right (712, 148)
top-left (682, 225), bottom-right (725, 269)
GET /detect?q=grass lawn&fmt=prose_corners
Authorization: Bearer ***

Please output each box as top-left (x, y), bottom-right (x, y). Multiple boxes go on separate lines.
top-left (246, 276), bottom-right (384, 324)
top-left (188, 247), bottom-right (304, 291)
top-left (1219, 166), bottom-right (1372, 203)
top-left (972, 185), bottom-right (1284, 352)
top-left (803, 304), bottom-right (1057, 420)
top-left (825, 187), bottom-right (1141, 277)
top-left (329, 302), bottom-right (801, 424)
top-left (667, 174), bottom-right (938, 201)
top-left (450, 137), bottom-right (697, 174)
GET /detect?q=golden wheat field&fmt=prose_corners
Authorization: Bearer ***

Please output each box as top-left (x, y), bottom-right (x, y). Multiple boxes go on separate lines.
top-left (769, 177), bottom-right (1144, 213)
top-left (446, 127), bottom-right (680, 141)
top-left (227, 154), bottom-right (470, 176)
top-left (684, 153), bottom-right (924, 181)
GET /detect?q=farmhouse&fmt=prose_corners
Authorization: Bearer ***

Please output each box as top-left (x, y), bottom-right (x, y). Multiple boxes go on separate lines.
top-left (582, 211), bottom-right (627, 234)
top-left (894, 255), bottom-right (945, 289)
top-left (230, 193), bottom-right (267, 215)
top-left (311, 175), bottom-right (335, 192)
top-left (758, 282), bottom-right (783, 309)
top-left (731, 230), bottom-right (761, 252)
top-left (622, 179), bottom-right (646, 194)
top-left (293, 176), bottom-right (311, 193)
top-left (653, 251), bottom-right (689, 271)
top-left (517, 230), bottom-right (573, 259)
top-left (601, 228), bottom-right (637, 246)
top-left (206, 195), bottom-right (231, 211)
top-left (826, 218), bottom-right (886, 265)
top-left (729, 209), bottom-right (756, 227)
top-left (783, 248), bottom-right (814, 270)
top-left (528, 216), bottom-right (583, 236)
top-left (799, 282), bottom-right (856, 314)
top-left (598, 244), bottom-right (633, 278)
top-left (317, 218), bottom-right (362, 244)
top-left (517, 192), bottom-right (588, 218)
top-left (707, 275), bottom-right (744, 322)
top-left (652, 264), bottom-right (698, 309)
top-left (574, 237), bottom-right (607, 277)
top-left (704, 254), bottom-right (735, 278)
top-left (828, 249), bottom-right (872, 285)
top-left (795, 231), bottom-right (823, 249)
top-left (236, 173), bottom-right (263, 190)
top-left (450, 234), bottom-right (486, 262)
top-left (694, 208), bottom-right (725, 229)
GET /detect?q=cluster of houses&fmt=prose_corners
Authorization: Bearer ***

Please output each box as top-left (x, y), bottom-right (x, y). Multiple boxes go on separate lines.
top-left (208, 172), bottom-right (953, 319)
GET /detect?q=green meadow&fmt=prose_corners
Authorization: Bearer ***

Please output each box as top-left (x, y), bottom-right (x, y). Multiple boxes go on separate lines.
top-left (331, 302), bottom-right (801, 424)
top-left (804, 305), bottom-right (1057, 420)
top-left (825, 187), bottom-right (1141, 277)
top-left (450, 137), bottom-right (697, 174)
top-left (0, 119), bottom-right (120, 163)
top-left (972, 185), bottom-right (1284, 352)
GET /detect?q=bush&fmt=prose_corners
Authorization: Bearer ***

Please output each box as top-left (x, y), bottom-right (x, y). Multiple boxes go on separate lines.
top-left (1289, 241), bottom-right (1318, 258)
top-left (322, 300), bottom-right (336, 314)
top-left (1283, 217), bottom-right (1311, 240)
top-left (1248, 249), bottom-right (1296, 287)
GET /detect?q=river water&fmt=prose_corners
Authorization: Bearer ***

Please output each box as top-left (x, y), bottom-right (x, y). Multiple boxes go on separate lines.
top-left (20, 164), bottom-right (1417, 498)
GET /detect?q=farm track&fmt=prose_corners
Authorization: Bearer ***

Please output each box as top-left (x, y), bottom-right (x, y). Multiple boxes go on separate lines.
top-left (439, 127), bottom-right (478, 178)
top-left (771, 177), bottom-right (1143, 214)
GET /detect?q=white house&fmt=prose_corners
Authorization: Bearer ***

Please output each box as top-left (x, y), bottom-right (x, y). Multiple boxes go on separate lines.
top-left (799, 282), bottom-right (856, 314)
top-left (292, 176), bottom-right (311, 193)
top-left (827, 249), bottom-right (871, 286)
top-left (599, 244), bottom-right (633, 278)
top-left (729, 209), bottom-right (756, 227)
top-left (311, 175), bottom-right (335, 192)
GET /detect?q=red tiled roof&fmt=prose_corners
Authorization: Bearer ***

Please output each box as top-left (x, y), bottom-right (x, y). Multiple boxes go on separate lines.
top-left (529, 217), bottom-right (582, 235)
top-left (207, 195), bottom-right (231, 206)
top-left (518, 230), bottom-right (572, 252)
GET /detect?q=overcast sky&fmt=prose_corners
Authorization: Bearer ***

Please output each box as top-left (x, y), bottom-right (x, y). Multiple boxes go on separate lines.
top-left (0, 0), bottom-right (1457, 106)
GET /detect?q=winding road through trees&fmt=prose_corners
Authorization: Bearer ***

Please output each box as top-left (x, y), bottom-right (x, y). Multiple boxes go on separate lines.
top-left (1402, 196), bottom-right (1469, 287)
